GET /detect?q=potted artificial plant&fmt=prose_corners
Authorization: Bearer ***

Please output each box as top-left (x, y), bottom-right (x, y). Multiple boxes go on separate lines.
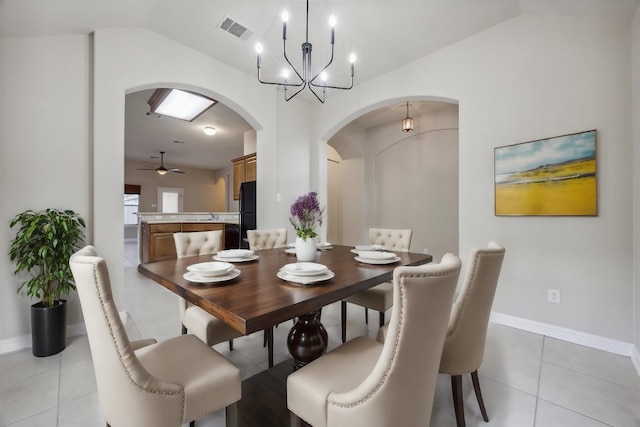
top-left (9, 208), bottom-right (86, 357)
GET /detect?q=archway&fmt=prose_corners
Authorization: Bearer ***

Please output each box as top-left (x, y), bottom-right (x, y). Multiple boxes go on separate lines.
top-left (325, 99), bottom-right (460, 260)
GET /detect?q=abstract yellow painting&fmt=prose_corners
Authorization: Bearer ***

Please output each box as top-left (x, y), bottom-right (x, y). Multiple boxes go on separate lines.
top-left (494, 130), bottom-right (597, 216)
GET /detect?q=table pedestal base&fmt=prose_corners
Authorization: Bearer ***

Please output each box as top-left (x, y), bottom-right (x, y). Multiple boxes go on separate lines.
top-left (286, 310), bottom-right (328, 369)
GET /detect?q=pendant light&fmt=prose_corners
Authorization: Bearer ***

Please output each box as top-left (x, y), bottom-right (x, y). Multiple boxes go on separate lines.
top-left (402, 101), bottom-right (414, 133)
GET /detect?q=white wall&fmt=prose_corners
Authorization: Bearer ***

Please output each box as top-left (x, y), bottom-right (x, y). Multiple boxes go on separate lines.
top-left (1, 35), bottom-right (92, 341)
top-left (311, 15), bottom-right (635, 344)
top-left (276, 97), bottom-right (315, 239)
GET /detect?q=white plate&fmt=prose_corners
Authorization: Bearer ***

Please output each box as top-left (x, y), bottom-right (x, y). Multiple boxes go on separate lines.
top-left (355, 256), bottom-right (401, 265)
top-left (284, 248), bottom-right (296, 255)
top-left (216, 249), bottom-right (255, 259)
top-left (280, 262), bottom-right (328, 276)
top-left (317, 242), bottom-right (333, 250)
top-left (353, 251), bottom-right (396, 260)
top-left (355, 244), bottom-right (385, 251)
top-left (277, 270), bottom-right (335, 285)
top-left (186, 261), bottom-right (234, 277)
top-left (212, 254), bottom-right (259, 262)
top-left (183, 269), bottom-right (241, 284)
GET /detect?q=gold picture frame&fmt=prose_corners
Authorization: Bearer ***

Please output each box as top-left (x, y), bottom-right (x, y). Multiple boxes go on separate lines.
top-left (494, 130), bottom-right (597, 216)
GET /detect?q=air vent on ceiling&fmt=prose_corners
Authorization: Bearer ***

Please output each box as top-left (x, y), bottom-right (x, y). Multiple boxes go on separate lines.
top-left (218, 16), bottom-right (253, 41)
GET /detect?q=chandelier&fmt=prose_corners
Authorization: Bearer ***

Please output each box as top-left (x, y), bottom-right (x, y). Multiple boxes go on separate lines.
top-left (255, 0), bottom-right (356, 103)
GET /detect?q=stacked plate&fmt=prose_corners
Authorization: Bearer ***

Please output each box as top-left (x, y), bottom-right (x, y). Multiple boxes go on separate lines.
top-left (353, 250), bottom-right (401, 265)
top-left (317, 241), bottom-right (333, 251)
top-left (183, 261), bottom-right (241, 284)
top-left (284, 242), bottom-right (333, 254)
top-left (213, 249), bottom-right (259, 262)
top-left (277, 262), bottom-right (335, 285)
top-left (354, 244), bottom-right (385, 251)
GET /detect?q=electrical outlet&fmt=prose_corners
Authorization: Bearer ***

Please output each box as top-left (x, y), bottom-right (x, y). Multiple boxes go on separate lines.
top-left (276, 193), bottom-right (281, 202)
top-left (548, 289), bottom-right (561, 304)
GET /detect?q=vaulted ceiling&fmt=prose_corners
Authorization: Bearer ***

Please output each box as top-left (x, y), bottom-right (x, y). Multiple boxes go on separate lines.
top-left (3, 0), bottom-right (637, 170)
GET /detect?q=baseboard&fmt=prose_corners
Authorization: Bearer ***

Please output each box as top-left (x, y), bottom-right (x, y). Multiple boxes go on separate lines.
top-left (0, 310), bottom-right (128, 355)
top-left (490, 311), bottom-right (634, 356)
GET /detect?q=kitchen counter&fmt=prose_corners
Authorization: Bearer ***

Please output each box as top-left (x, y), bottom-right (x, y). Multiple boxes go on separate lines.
top-left (143, 219), bottom-right (239, 224)
top-left (137, 211), bottom-right (239, 224)
top-left (139, 218), bottom-right (240, 263)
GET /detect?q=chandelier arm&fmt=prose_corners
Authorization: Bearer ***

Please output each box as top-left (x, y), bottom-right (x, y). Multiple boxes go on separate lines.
top-left (307, 84), bottom-right (326, 103)
top-left (309, 76), bottom-right (353, 91)
top-left (283, 40), bottom-right (305, 84)
top-left (308, 42), bottom-right (354, 89)
top-left (257, 70), bottom-right (304, 88)
top-left (309, 43), bottom-right (335, 84)
top-left (285, 81), bottom-right (310, 101)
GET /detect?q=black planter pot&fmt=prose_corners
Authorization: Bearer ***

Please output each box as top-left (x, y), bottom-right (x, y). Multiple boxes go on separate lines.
top-left (31, 299), bottom-right (67, 357)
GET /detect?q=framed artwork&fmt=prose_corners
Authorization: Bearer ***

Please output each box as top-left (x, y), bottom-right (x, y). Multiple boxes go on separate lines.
top-left (494, 130), bottom-right (597, 216)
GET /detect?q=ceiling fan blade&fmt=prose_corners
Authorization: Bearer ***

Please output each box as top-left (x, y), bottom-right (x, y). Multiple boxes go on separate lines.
top-left (138, 152), bottom-right (185, 174)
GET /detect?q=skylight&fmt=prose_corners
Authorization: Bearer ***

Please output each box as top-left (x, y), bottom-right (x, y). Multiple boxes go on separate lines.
top-left (147, 88), bottom-right (217, 121)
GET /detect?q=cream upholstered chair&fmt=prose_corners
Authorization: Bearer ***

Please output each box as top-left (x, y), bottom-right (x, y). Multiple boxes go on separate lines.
top-left (173, 231), bottom-right (242, 350)
top-left (341, 228), bottom-right (412, 342)
top-left (69, 246), bottom-right (241, 427)
top-left (439, 242), bottom-right (505, 427)
top-left (246, 228), bottom-right (287, 250)
top-left (246, 228), bottom-right (288, 368)
top-left (287, 254), bottom-right (461, 427)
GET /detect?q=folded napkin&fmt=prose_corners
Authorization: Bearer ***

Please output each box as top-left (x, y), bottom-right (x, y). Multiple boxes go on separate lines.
top-left (217, 249), bottom-right (254, 258)
top-left (357, 251), bottom-right (396, 260)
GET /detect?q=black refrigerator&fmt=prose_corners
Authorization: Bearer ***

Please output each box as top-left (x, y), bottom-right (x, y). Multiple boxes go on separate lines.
top-left (239, 180), bottom-right (256, 249)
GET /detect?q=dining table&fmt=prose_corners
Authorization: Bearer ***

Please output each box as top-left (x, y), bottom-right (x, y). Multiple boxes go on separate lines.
top-left (137, 244), bottom-right (432, 368)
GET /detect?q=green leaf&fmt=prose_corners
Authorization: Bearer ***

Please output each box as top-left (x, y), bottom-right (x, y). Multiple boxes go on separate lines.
top-left (8, 208), bottom-right (86, 305)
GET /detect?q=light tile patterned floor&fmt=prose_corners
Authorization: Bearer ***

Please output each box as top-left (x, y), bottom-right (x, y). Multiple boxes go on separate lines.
top-left (1, 242), bottom-right (638, 426)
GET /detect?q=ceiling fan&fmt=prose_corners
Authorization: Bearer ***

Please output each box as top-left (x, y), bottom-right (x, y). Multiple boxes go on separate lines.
top-left (137, 151), bottom-right (185, 175)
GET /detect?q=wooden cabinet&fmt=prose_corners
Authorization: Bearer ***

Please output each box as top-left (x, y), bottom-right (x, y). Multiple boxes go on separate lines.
top-left (232, 153), bottom-right (257, 200)
top-left (141, 222), bottom-right (228, 263)
top-left (182, 223), bottom-right (224, 233)
top-left (141, 223), bottom-right (181, 263)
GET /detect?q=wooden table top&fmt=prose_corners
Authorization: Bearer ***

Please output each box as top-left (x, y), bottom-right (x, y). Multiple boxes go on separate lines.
top-left (138, 245), bottom-right (432, 335)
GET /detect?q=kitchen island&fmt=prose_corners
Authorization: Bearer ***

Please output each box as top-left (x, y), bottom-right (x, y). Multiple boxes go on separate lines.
top-left (137, 212), bottom-right (240, 263)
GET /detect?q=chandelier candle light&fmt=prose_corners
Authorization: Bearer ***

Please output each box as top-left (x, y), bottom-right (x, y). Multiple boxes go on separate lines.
top-left (255, 0), bottom-right (356, 103)
top-left (290, 192), bottom-right (325, 261)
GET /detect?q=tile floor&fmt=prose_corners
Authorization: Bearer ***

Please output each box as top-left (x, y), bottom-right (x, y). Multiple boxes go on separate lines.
top-left (1, 242), bottom-right (639, 426)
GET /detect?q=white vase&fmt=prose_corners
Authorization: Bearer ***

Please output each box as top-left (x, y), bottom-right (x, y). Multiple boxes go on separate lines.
top-left (295, 236), bottom-right (317, 262)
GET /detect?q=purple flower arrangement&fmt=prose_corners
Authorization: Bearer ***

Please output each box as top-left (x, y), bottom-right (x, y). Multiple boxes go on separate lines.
top-left (290, 192), bottom-right (325, 240)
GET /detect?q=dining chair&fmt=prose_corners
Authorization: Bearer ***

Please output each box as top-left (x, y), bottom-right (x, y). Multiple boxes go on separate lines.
top-left (246, 228), bottom-right (288, 368)
top-left (174, 231), bottom-right (243, 350)
top-left (246, 228), bottom-right (287, 250)
top-left (378, 242), bottom-right (505, 427)
top-left (70, 245), bottom-right (241, 427)
top-left (341, 228), bottom-right (413, 342)
top-left (287, 254), bottom-right (461, 427)
top-left (439, 242), bottom-right (505, 427)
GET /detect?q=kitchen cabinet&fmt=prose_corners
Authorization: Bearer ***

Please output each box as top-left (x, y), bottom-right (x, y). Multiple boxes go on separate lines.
top-left (232, 153), bottom-right (257, 200)
top-left (140, 221), bottom-right (233, 263)
top-left (141, 222), bottom-right (181, 263)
